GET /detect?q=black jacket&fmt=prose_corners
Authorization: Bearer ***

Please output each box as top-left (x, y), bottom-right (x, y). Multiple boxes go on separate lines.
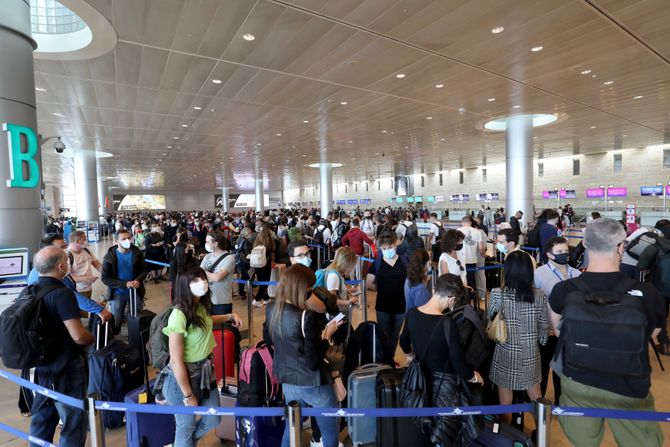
top-left (263, 303), bottom-right (329, 387)
top-left (101, 245), bottom-right (147, 299)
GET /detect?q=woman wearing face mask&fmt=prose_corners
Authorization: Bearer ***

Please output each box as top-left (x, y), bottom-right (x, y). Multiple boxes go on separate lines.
top-left (143, 222), bottom-right (166, 282)
top-left (399, 273), bottom-right (484, 446)
top-left (201, 231), bottom-right (236, 315)
top-left (162, 267), bottom-right (242, 447)
top-left (438, 229), bottom-right (468, 287)
top-left (372, 232), bottom-right (409, 352)
top-left (251, 223), bottom-right (276, 307)
top-left (404, 249), bottom-right (431, 312)
top-left (323, 247), bottom-right (360, 310)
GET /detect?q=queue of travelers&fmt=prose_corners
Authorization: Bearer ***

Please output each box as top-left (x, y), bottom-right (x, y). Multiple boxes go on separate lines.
top-left (13, 205), bottom-right (668, 447)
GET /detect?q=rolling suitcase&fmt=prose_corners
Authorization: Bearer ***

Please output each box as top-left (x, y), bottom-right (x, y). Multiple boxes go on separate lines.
top-left (127, 288), bottom-right (156, 356)
top-left (347, 363), bottom-right (391, 446)
top-left (88, 322), bottom-right (143, 429)
top-left (215, 325), bottom-right (239, 442)
top-left (212, 324), bottom-right (240, 383)
top-left (469, 417), bottom-right (534, 447)
top-left (376, 368), bottom-right (432, 447)
top-left (125, 380), bottom-right (175, 447)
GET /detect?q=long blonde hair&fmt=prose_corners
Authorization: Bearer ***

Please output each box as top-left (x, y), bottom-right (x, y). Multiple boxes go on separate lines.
top-left (254, 223), bottom-right (276, 251)
top-left (328, 246), bottom-right (358, 277)
top-left (268, 264), bottom-right (315, 339)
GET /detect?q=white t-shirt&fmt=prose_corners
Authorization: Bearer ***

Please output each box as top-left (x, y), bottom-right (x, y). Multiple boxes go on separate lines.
top-left (317, 225), bottom-right (332, 245)
top-left (325, 270), bottom-right (346, 300)
top-left (430, 221), bottom-right (442, 245)
top-left (200, 251), bottom-right (236, 305)
top-left (67, 248), bottom-right (99, 292)
top-left (458, 226), bottom-right (482, 264)
top-left (438, 252), bottom-right (467, 286)
top-left (622, 227), bottom-right (654, 267)
top-left (361, 218), bottom-right (375, 236)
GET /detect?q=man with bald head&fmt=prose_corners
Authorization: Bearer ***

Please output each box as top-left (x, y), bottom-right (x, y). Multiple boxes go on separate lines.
top-left (29, 247), bottom-right (94, 447)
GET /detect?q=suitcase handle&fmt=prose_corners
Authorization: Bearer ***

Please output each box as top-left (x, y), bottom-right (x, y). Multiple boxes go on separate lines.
top-left (96, 321), bottom-right (109, 351)
top-left (129, 287), bottom-right (138, 317)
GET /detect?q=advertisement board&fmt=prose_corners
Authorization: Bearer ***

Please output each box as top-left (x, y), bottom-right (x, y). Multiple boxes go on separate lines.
top-left (641, 186), bottom-right (663, 196)
top-left (116, 195), bottom-right (167, 211)
top-left (586, 187), bottom-right (605, 198)
top-left (607, 187), bottom-right (628, 197)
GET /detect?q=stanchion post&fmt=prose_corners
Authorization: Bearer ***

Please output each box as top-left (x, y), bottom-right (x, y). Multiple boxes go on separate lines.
top-left (316, 245), bottom-right (322, 270)
top-left (355, 256), bottom-right (362, 282)
top-left (287, 400), bottom-right (302, 447)
top-left (87, 394), bottom-right (106, 447)
top-left (534, 398), bottom-right (552, 447)
top-left (361, 276), bottom-right (368, 322)
top-left (246, 279), bottom-right (254, 346)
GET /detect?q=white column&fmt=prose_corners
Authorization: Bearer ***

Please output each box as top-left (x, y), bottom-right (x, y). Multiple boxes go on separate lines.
top-left (52, 186), bottom-right (63, 217)
top-left (505, 115), bottom-right (534, 223)
top-left (98, 178), bottom-right (109, 216)
top-left (221, 187), bottom-right (230, 213)
top-left (74, 150), bottom-right (99, 222)
top-left (255, 178), bottom-right (264, 212)
top-left (320, 164), bottom-right (333, 217)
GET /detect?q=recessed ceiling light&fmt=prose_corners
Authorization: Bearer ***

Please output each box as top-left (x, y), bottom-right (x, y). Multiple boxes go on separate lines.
top-left (426, 116), bottom-right (432, 120)
top-left (212, 79), bottom-right (222, 84)
top-left (531, 46), bottom-right (543, 52)
top-left (381, 130), bottom-right (388, 133)
top-left (591, 74), bottom-right (597, 78)
top-left (633, 95), bottom-right (644, 99)
top-left (161, 153), bottom-right (167, 156)
top-left (590, 126), bottom-right (597, 129)
top-left (491, 26), bottom-right (504, 34)
top-left (167, 145), bottom-right (173, 149)
top-left (242, 33), bottom-right (255, 41)
top-left (301, 154), bottom-right (307, 157)
top-left (580, 70), bottom-right (592, 75)
top-left (193, 106), bottom-right (202, 110)
top-left (173, 137), bottom-right (180, 140)
top-left (488, 98), bottom-right (496, 102)
top-left (347, 140), bottom-right (353, 143)
top-left (513, 105), bottom-right (521, 109)
top-left (395, 73), bottom-right (406, 79)
top-left (64, 129), bottom-right (73, 132)
top-left (435, 84), bottom-right (444, 89)
top-left (181, 124), bottom-right (189, 128)
top-left (158, 159), bottom-right (162, 162)
top-left (375, 153), bottom-right (380, 156)
top-left (302, 120), bottom-right (309, 123)
top-left (241, 150), bottom-right (246, 153)
top-left (276, 133), bottom-right (282, 136)
top-left (53, 112), bottom-right (65, 117)
top-left (603, 80), bottom-right (614, 85)
top-left (35, 87), bottom-right (47, 92)
top-left (340, 101), bottom-right (348, 105)
top-left (440, 138), bottom-right (446, 141)
top-left (229, 156), bottom-right (234, 159)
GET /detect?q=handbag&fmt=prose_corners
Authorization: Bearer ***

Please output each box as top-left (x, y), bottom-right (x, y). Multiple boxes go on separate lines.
top-left (486, 309), bottom-right (508, 344)
top-left (301, 311), bottom-right (346, 401)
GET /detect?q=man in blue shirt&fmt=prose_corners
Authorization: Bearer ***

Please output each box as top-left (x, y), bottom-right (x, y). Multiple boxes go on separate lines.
top-left (27, 235), bottom-right (112, 321)
top-left (534, 236), bottom-right (581, 405)
top-left (539, 210), bottom-right (560, 263)
top-left (29, 246), bottom-right (94, 447)
top-left (101, 229), bottom-right (147, 327)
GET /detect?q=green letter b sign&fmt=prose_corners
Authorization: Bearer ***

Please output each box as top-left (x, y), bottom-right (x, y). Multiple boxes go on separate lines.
top-left (3, 123), bottom-right (40, 188)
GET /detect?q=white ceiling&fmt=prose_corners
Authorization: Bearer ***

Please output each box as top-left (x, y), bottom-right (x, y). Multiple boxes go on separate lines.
top-left (35, 0), bottom-right (670, 191)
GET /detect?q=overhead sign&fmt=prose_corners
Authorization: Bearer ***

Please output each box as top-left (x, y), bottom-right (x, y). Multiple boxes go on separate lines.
top-left (607, 187), bottom-right (627, 197)
top-left (586, 187), bottom-right (605, 198)
top-left (3, 123), bottom-right (40, 188)
top-left (640, 186), bottom-right (663, 196)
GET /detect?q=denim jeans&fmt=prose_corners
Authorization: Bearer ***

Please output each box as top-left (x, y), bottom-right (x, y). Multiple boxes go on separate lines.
top-left (376, 311), bottom-right (405, 354)
top-left (108, 290), bottom-right (144, 327)
top-left (163, 369), bottom-right (220, 447)
top-left (281, 384), bottom-right (338, 447)
top-left (30, 356), bottom-right (88, 447)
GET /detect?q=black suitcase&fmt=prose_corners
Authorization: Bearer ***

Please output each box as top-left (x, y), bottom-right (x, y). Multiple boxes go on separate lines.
top-left (376, 368), bottom-right (432, 447)
top-left (88, 322), bottom-right (144, 429)
top-left (469, 417), bottom-right (534, 446)
top-left (126, 288), bottom-right (155, 355)
top-left (485, 256), bottom-right (502, 291)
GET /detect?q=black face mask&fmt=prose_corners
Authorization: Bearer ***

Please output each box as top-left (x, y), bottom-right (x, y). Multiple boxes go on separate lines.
top-left (552, 253), bottom-right (570, 265)
top-left (455, 243), bottom-right (464, 251)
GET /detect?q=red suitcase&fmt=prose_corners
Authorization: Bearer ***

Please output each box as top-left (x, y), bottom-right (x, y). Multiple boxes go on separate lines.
top-left (213, 327), bottom-right (237, 382)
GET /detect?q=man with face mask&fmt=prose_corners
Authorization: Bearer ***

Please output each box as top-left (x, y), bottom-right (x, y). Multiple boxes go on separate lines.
top-left (164, 216), bottom-right (180, 262)
top-left (534, 237), bottom-right (581, 406)
top-left (101, 229), bottom-right (148, 327)
top-left (29, 247), bottom-right (95, 446)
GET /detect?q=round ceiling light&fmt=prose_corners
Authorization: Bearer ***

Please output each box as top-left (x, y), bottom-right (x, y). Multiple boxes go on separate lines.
top-left (483, 114), bottom-right (559, 131)
top-left (307, 163), bottom-right (343, 168)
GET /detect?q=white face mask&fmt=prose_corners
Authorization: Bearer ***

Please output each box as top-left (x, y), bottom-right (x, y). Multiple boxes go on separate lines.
top-left (205, 243), bottom-right (214, 253)
top-left (189, 280), bottom-right (209, 297)
top-left (119, 239), bottom-right (132, 249)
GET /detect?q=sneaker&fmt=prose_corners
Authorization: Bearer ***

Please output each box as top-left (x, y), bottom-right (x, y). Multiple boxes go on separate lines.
top-left (310, 439), bottom-right (323, 447)
top-left (252, 300), bottom-right (263, 308)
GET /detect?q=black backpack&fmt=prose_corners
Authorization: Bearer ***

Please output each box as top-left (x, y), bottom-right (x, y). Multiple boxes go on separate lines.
top-left (0, 284), bottom-right (63, 369)
top-left (626, 231), bottom-right (658, 261)
top-left (650, 246), bottom-right (670, 296)
top-left (312, 227), bottom-right (325, 246)
top-left (526, 222), bottom-right (541, 248)
top-left (558, 277), bottom-right (650, 379)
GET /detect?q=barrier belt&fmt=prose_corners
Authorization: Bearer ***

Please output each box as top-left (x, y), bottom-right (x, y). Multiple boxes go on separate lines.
top-left (0, 422), bottom-right (58, 447)
top-left (0, 369), bottom-right (85, 410)
top-left (145, 259), bottom-right (170, 268)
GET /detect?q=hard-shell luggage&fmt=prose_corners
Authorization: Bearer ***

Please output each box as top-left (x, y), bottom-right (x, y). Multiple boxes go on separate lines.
top-left (468, 417), bottom-right (534, 446)
top-left (88, 322), bottom-right (143, 429)
top-left (127, 288), bottom-right (155, 356)
top-left (212, 324), bottom-right (240, 383)
top-left (344, 321), bottom-right (394, 382)
top-left (376, 368), bottom-right (432, 447)
top-left (236, 410), bottom-right (285, 447)
top-left (215, 325), bottom-right (240, 442)
top-left (347, 364), bottom-right (391, 446)
top-left (124, 380), bottom-right (175, 447)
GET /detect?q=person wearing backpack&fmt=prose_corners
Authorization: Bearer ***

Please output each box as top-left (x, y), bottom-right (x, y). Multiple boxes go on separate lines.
top-left (264, 265), bottom-right (344, 447)
top-left (548, 218), bottom-right (665, 447)
top-left (404, 249), bottom-right (431, 312)
top-left (66, 230), bottom-right (102, 298)
top-left (27, 247), bottom-right (95, 447)
top-left (200, 231), bottom-right (236, 315)
top-left (162, 267), bottom-right (242, 447)
top-left (317, 247), bottom-right (360, 311)
top-left (251, 223), bottom-right (276, 307)
top-left (538, 209), bottom-right (560, 263)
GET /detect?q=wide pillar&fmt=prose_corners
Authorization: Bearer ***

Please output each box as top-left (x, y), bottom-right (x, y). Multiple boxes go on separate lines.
top-left (51, 185), bottom-right (63, 217)
top-left (221, 187), bottom-right (230, 213)
top-left (0, 1), bottom-right (42, 253)
top-left (97, 178), bottom-right (109, 216)
top-left (505, 115), bottom-right (534, 224)
top-left (255, 178), bottom-right (264, 212)
top-left (74, 150), bottom-right (99, 223)
top-left (320, 164), bottom-right (333, 217)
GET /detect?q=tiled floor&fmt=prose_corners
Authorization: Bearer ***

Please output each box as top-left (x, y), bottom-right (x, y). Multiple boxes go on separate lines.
top-left (1, 237), bottom-right (669, 446)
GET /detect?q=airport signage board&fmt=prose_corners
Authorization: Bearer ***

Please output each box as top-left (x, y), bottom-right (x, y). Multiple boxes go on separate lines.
top-left (586, 187), bottom-right (605, 198)
top-left (641, 186), bottom-right (663, 196)
top-left (560, 190), bottom-right (576, 199)
top-left (3, 123), bottom-right (40, 188)
top-left (607, 187), bottom-right (627, 197)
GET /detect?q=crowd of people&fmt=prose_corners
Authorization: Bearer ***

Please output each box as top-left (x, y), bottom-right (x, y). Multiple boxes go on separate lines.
top-left (25, 204), bottom-right (668, 447)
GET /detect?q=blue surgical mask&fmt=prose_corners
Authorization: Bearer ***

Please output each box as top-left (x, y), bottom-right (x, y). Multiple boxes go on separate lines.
top-left (299, 257), bottom-right (312, 268)
top-left (496, 242), bottom-right (508, 254)
top-left (382, 248), bottom-right (396, 259)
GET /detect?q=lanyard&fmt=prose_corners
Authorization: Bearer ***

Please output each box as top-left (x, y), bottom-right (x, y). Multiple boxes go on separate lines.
top-left (551, 267), bottom-right (571, 282)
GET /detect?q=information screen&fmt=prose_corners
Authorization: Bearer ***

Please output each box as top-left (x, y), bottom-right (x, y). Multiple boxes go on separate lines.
top-left (117, 195), bottom-right (166, 210)
top-left (233, 194), bottom-right (270, 208)
top-left (586, 188), bottom-right (605, 198)
top-left (0, 256), bottom-right (23, 277)
top-left (641, 186), bottom-right (663, 196)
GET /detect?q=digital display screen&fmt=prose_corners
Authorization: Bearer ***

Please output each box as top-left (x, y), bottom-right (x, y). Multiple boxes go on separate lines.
top-left (608, 187), bottom-right (628, 197)
top-left (117, 195), bottom-right (166, 211)
top-left (561, 190), bottom-right (576, 199)
top-left (415, 196), bottom-right (423, 202)
top-left (396, 197), bottom-right (404, 203)
top-left (336, 200), bottom-right (346, 205)
top-left (407, 197), bottom-right (414, 203)
top-left (488, 193), bottom-right (499, 200)
top-left (233, 194), bottom-right (270, 208)
top-left (347, 199), bottom-right (358, 205)
top-left (461, 194), bottom-right (470, 202)
top-left (426, 196), bottom-right (435, 203)
top-left (586, 188), bottom-right (605, 198)
top-left (476, 194), bottom-right (485, 201)
top-left (0, 256), bottom-right (24, 277)
top-left (641, 186), bottom-right (663, 196)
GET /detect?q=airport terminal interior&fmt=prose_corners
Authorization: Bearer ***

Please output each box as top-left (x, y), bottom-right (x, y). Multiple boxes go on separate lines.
top-left (2, 0), bottom-right (670, 446)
